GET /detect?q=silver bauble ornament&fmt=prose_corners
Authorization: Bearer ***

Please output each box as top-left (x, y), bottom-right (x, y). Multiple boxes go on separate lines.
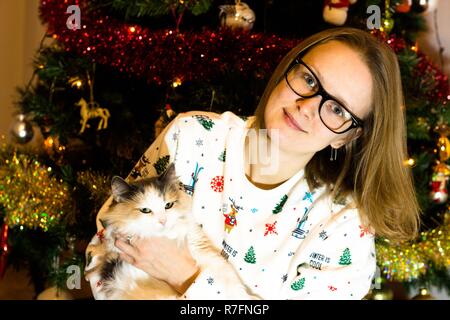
top-left (10, 114), bottom-right (34, 144)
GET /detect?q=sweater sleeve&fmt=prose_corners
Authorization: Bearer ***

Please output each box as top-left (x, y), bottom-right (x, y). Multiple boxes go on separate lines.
top-left (284, 208), bottom-right (377, 300)
top-left (94, 113), bottom-right (182, 230)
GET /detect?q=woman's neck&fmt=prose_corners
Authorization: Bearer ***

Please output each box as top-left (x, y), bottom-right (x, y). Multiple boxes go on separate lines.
top-left (243, 132), bottom-right (313, 187)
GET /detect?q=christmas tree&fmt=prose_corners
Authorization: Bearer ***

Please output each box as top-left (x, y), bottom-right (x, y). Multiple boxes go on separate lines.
top-left (291, 277), bottom-right (305, 291)
top-left (1, 0), bottom-right (450, 298)
top-left (339, 248), bottom-right (352, 266)
top-left (272, 194), bottom-right (288, 214)
top-left (244, 246), bottom-right (256, 264)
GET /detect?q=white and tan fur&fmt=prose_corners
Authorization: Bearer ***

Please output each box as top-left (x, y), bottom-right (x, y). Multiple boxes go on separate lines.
top-left (85, 163), bottom-right (255, 300)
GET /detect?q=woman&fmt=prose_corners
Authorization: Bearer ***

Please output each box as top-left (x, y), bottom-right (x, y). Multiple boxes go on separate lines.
top-left (87, 27), bottom-right (420, 299)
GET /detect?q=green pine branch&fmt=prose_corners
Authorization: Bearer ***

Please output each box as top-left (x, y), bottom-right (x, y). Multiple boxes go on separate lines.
top-left (92, 0), bottom-right (212, 19)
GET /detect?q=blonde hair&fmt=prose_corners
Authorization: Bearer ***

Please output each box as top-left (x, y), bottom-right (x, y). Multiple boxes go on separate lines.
top-left (252, 27), bottom-right (420, 242)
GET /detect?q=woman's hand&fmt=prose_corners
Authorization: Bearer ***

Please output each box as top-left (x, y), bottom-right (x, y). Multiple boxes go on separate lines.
top-left (115, 236), bottom-right (200, 294)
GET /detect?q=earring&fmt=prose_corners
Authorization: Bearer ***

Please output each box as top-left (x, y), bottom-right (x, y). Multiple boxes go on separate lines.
top-left (330, 147), bottom-right (338, 161)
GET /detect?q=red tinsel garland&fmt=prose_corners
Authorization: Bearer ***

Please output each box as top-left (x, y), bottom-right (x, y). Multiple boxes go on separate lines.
top-left (39, 0), bottom-right (449, 104)
top-left (39, 0), bottom-right (299, 85)
top-left (383, 33), bottom-right (449, 104)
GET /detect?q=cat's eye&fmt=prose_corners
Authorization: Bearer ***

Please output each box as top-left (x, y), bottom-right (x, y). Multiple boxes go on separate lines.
top-left (140, 208), bottom-right (152, 214)
top-left (165, 202), bottom-right (174, 210)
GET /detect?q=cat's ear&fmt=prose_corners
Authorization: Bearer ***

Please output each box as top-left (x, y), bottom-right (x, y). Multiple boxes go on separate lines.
top-left (159, 162), bottom-right (177, 184)
top-left (111, 176), bottom-right (132, 202)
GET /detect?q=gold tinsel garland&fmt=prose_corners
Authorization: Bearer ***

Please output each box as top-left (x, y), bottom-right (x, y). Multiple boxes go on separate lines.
top-left (1, 133), bottom-right (450, 281)
top-left (0, 140), bottom-right (70, 231)
top-left (376, 212), bottom-right (450, 281)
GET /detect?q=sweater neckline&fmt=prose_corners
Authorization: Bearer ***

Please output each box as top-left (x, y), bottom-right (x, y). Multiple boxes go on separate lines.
top-left (232, 119), bottom-right (306, 194)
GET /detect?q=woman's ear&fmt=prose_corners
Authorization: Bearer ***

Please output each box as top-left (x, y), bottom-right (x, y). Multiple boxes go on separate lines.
top-left (330, 128), bottom-right (363, 149)
top-left (351, 127), bottom-right (363, 141)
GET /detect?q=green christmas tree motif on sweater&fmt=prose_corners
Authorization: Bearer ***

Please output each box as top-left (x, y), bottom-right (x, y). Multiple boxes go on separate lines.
top-left (339, 248), bottom-right (352, 265)
top-left (153, 155), bottom-right (170, 175)
top-left (218, 149), bottom-right (226, 162)
top-left (272, 194), bottom-right (288, 214)
top-left (244, 246), bottom-right (256, 264)
top-left (193, 115), bottom-right (215, 131)
top-left (291, 278), bottom-right (305, 291)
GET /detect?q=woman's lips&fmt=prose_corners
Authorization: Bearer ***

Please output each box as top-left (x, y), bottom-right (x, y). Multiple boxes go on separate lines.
top-left (283, 108), bottom-right (307, 133)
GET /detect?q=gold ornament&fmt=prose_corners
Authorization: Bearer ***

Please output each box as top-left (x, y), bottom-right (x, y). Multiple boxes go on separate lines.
top-left (411, 287), bottom-right (435, 300)
top-left (380, 0), bottom-right (394, 34)
top-left (381, 17), bottom-right (395, 34)
top-left (75, 66), bottom-right (110, 134)
top-left (434, 123), bottom-right (450, 161)
top-left (76, 98), bottom-right (110, 133)
top-left (219, 0), bottom-right (255, 32)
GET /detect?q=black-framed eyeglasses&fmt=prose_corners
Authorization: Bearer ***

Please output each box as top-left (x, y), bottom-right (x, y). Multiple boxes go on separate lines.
top-left (284, 58), bottom-right (364, 134)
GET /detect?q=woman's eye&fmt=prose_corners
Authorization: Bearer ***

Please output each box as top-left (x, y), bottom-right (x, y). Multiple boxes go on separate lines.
top-left (331, 103), bottom-right (344, 117)
top-left (303, 74), bottom-right (316, 89)
top-left (165, 202), bottom-right (174, 209)
top-left (140, 208), bottom-right (152, 214)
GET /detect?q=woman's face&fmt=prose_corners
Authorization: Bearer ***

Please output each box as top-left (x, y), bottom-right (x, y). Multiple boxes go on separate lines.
top-left (264, 40), bottom-right (373, 155)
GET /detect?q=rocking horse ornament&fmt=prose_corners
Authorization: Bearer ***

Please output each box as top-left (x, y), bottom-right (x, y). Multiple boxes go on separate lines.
top-left (76, 98), bottom-right (110, 134)
top-left (75, 66), bottom-right (111, 134)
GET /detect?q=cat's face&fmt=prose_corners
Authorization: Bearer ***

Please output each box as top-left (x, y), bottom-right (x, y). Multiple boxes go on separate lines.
top-left (108, 163), bottom-right (189, 235)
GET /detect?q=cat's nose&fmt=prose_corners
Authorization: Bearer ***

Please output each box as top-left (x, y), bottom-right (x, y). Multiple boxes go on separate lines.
top-left (158, 216), bottom-right (167, 225)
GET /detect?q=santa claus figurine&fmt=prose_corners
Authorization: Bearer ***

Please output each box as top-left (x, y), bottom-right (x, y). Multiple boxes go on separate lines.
top-left (323, 0), bottom-right (358, 26)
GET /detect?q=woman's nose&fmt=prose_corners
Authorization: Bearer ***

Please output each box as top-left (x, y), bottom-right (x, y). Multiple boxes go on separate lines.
top-left (296, 96), bottom-right (321, 119)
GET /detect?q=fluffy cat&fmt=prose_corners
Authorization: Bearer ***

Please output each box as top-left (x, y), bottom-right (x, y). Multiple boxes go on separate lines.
top-left (84, 163), bottom-right (255, 300)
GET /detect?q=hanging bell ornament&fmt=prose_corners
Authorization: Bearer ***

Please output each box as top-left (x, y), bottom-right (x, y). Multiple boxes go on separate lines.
top-left (10, 114), bottom-right (34, 144)
top-left (219, 0), bottom-right (256, 32)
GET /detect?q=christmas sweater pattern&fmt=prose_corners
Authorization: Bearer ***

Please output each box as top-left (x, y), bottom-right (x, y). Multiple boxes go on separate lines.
top-left (87, 111), bottom-right (376, 300)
